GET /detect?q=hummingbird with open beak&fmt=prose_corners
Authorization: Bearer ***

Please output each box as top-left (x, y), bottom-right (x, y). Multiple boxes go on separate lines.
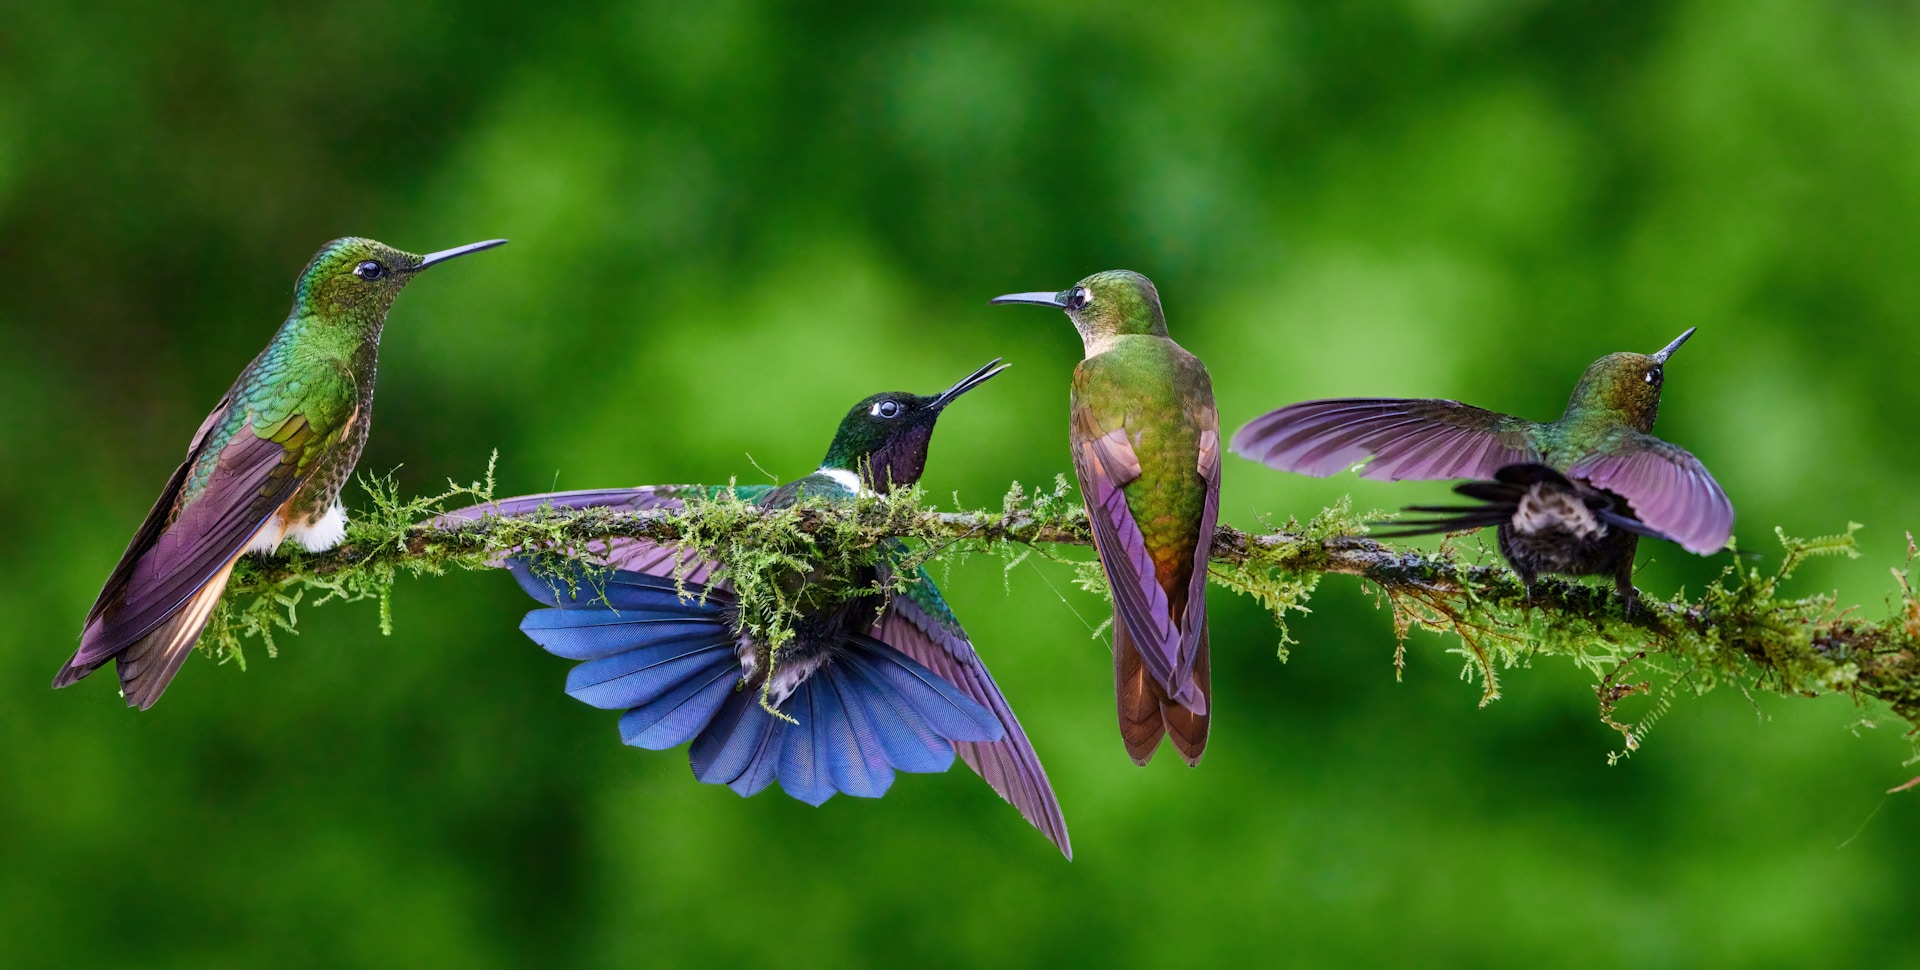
top-left (441, 360), bottom-right (1071, 858)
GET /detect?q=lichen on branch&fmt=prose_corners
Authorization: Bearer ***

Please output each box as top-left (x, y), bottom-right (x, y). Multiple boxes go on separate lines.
top-left (208, 461), bottom-right (1920, 766)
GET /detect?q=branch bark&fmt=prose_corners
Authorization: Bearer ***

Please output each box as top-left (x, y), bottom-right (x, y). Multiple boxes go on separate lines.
top-left (221, 497), bottom-right (1920, 752)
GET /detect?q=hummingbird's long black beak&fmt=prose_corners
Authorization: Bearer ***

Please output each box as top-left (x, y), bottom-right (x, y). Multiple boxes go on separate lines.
top-left (417, 238), bottom-right (509, 270)
top-left (1650, 327), bottom-right (1697, 363)
top-left (989, 291), bottom-right (1067, 308)
top-left (931, 358), bottom-right (1009, 410)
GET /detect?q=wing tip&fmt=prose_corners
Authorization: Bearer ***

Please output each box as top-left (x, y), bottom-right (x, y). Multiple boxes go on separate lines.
top-left (51, 661), bottom-right (94, 690)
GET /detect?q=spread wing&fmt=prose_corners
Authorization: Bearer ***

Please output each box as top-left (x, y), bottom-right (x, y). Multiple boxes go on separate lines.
top-left (436, 484), bottom-right (776, 584)
top-left (435, 485), bottom-right (732, 522)
top-left (1230, 398), bottom-right (1540, 480)
top-left (874, 562), bottom-right (1070, 859)
top-left (1568, 434), bottom-right (1735, 555)
top-left (66, 408), bottom-right (324, 675)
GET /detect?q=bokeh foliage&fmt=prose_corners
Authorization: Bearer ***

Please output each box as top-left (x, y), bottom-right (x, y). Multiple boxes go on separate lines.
top-left (3, 1), bottom-right (1918, 966)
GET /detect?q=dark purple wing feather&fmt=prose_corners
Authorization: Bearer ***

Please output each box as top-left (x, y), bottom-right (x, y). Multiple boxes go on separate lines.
top-left (1569, 436), bottom-right (1734, 555)
top-left (69, 422), bottom-right (303, 670)
top-left (1230, 398), bottom-right (1540, 480)
top-left (874, 578), bottom-right (1071, 859)
top-left (80, 400), bottom-right (232, 633)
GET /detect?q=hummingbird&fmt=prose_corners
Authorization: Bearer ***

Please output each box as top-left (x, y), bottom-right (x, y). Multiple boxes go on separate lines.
top-left (991, 272), bottom-right (1220, 767)
top-left (439, 360), bottom-right (1072, 858)
top-left (57, 236), bottom-right (508, 709)
top-left (1229, 329), bottom-right (1735, 603)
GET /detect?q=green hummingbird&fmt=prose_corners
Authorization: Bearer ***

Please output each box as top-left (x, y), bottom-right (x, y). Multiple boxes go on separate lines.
top-left (1230, 329), bottom-right (1734, 603)
top-left (993, 271), bottom-right (1220, 766)
top-left (57, 235), bottom-right (507, 708)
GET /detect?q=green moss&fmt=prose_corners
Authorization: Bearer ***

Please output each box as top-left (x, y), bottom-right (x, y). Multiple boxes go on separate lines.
top-left (201, 459), bottom-right (1920, 768)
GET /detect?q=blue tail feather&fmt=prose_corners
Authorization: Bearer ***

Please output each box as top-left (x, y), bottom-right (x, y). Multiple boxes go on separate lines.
top-left (565, 639), bottom-right (737, 710)
top-left (778, 681), bottom-right (837, 806)
top-left (689, 685), bottom-right (759, 783)
top-left (844, 639), bottom-right (1003, 743)
top-left (835, 657), bottom-right (956, 774)
top-left (812, 671), bottom-right (891, 799)
top-left (618, 658), bottom-right (740, 750)
top-left (691, 688), bottom-right (787, 797)
top-left (729, 708), bottom-right (787, 798)
top-left (822, 667), bottom-right (900, 784)
top-left (522, 611), bottom-right (730, 661)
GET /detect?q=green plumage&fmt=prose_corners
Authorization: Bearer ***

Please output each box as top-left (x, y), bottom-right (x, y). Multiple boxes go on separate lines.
top-left (59, 236), bottom-right (505, 709)
top-left (993, 270), bottom-right (1221, 765)
top-left (1072, 338), bottom-right (1212, 591)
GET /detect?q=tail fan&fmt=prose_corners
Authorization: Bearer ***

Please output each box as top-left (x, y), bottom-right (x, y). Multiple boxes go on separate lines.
top-left (509, 561), bottom-right (1003, 806)
top-left (1374, 463), bottom-right (1671, 541)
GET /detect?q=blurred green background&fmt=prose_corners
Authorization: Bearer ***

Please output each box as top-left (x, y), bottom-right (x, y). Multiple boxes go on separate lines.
top-left (3, 1), bottom-right (1918, 966)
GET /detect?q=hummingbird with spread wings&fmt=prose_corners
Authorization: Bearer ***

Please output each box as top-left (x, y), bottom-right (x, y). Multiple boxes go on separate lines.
top-left (992, 272), bottom-right (1220, 767)
top-left (441, 360), bottom-right (1071, 858)
top-left (1230, 329), bottom-right (1734, 604)
top-left (58, 236), bottom-right (506, 708)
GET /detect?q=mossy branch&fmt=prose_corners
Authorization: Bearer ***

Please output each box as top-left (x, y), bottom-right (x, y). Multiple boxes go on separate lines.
top-left (208, 463), bottom-right (1920, 765)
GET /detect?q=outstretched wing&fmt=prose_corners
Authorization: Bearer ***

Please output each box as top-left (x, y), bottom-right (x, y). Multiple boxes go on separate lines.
top-left (1568, 434), bottom-right (1734, 555)
top-left (874, 562), bottom-right (1071, 859)
top-left (436, 484), bottom-right (776, 583)
top-left (1230, 398), bottom-right (1540, 480)
top-left (435, 485), bottom-right (746, 522)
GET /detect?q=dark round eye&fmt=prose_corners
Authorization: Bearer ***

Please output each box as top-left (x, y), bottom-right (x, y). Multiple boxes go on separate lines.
top-left (1065, 286), bottom-right (1092, 311)
top-left (353, 260), bottom-right (385, 281)
top-left (1645, 366), bottom-right (1662, 385)
top-left (874, 400), bottom-right (903, 419)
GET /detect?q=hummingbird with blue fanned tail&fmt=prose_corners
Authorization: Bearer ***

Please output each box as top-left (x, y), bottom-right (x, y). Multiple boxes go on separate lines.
top-left (439, 360), bottom-right (1072, 858)
top-left (57, 236), bottom-right (507, 708)
top-left (992, 272), bottom-right (1220, 767)
top-left (1230, 328), bottom-right (1734, 605)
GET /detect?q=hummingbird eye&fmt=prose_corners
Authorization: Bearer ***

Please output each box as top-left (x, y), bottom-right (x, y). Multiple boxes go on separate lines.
top-left (353, 260), bottom-right (386, 281)
top-left (1066, 286), bottom-right (1092, 311)
top-left (871, 400), bottom-right (904, 419)
top-left (1645, 366), bottom-right (1662, 386)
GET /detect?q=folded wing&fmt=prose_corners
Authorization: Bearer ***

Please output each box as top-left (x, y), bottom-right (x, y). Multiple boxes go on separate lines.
top-left (59, 414), bottom-right (317, 705)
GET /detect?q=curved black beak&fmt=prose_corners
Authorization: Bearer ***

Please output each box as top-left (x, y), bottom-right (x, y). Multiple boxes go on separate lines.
top-left (1650, 327), bottom-right (1696, 363)
top-left (989, 290), bottom-right (1067, 308)
top-left (931, 358), bottom-right (1009, 410)
top-left (417, 238), bottom-right (509, 270)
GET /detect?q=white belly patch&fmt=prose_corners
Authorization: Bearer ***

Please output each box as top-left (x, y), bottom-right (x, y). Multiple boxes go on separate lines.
top-left (244, 503), bottom-right (349, 555)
